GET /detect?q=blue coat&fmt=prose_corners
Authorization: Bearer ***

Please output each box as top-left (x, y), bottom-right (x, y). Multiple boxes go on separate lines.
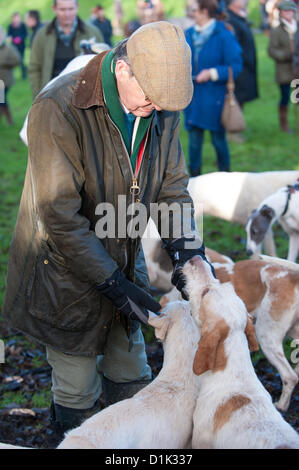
top-left (184, 21), bottom-right (242, 132)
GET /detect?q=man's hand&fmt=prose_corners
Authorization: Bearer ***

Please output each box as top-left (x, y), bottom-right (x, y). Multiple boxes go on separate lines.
top-left (164, 237), bottom-right (216, 300)
top-left (97, 270), bottom-right (161, 325)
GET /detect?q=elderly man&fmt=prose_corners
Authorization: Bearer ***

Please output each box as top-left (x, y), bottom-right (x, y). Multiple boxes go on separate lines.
top-left (3, 21), bottom-right (212, 446)
top-left (28, 0), bottom-right (103, 98)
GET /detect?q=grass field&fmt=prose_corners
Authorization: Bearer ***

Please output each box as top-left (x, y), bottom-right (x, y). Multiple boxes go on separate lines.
top-left (0, 10), bottom-right (299, 409)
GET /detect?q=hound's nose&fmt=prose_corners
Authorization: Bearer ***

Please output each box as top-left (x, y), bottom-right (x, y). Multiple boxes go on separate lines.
top-left (189, 255), bottom-right (202, 266)
top-left (246, 249), bottom-right (253, 257)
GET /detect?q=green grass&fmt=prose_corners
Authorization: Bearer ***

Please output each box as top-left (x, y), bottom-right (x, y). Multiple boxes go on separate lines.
top-left (31, 390), bottom-right (52, 408)
top-left (0, 391), bottom-right (27, 407)
top-left (0, 388), bottom-right (52, 408)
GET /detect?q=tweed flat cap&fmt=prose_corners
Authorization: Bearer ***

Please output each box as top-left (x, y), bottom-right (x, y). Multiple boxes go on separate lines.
top-left (127, 21), bottom-right (193, 111)
top-left (278, 0), bottom-right (297, 10)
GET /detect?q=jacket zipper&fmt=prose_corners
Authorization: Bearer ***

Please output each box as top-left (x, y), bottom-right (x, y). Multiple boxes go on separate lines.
top-left (106, 113), bottom-right (149, 284)
top-left (106, 113), bottom-right (149, 205)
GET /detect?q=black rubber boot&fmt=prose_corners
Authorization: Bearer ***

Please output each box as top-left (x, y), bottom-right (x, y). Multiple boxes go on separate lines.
top-left (46, 399), bottom-right (102, 448)
top-left (102, 376), bottom-right (152, 407)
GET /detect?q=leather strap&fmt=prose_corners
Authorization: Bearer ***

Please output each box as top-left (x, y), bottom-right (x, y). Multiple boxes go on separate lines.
top-left (227, 66), bottom-right (235, 92)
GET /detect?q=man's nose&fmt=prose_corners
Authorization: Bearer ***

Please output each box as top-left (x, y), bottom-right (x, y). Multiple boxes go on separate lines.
top-left (153, 104), bottom-right (162, 111)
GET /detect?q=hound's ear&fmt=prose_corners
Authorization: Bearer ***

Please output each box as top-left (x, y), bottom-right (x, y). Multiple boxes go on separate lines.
top-left (260, 205), bottom-right (275, 221)
top-left (148, 313), bottom-right (171, 341)
top-left (245, 314), bottom-right (259, 352)
top-left (193, 319), bottom-right (229, 376)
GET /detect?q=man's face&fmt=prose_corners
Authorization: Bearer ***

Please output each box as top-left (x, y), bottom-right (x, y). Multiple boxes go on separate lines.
top-left (12, 14), bottom-right (22, 27)
top-left (280, 9), bottom-right (296, 22)
top-left (25, 14), bottom-right (36, 29)
top-left (231, 0), bottom-right (246, 11)
top-left (115, 60), bottom-right (162, 117)
top-left (53, 0), bottom-right (78, 29)
top-left (96, 8), bottom-right (105, 20)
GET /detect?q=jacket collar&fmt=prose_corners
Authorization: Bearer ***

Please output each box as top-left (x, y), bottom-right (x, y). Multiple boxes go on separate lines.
top-left (46, 16), bottom-right (86, 35)
top-left (72, 51), bottom-right (108, 109)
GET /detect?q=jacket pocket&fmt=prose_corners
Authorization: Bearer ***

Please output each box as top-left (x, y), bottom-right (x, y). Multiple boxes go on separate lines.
top-left (26, 242), bottom-right (102, 332)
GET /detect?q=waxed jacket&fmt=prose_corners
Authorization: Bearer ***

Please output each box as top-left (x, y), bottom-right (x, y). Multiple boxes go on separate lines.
top-left (268, 22), bottom-right (295, 84)
top-left (28, 17), bottom-right (103, 98)
top-left (2, 51), bottom-right (196, 356)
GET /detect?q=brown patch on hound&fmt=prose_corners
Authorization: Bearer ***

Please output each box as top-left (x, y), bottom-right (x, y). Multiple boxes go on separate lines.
top-left (266, 267), bottom-right (298, 321)
top-left (213, 395), bottom-right (251, 433)
top-left (193, 318), bottom-right (230, 376)
top-left (213, 266), bottom-right (232, 284)
top-left (245, 314), bottom-right (259, 352)
top-left (232, 260), bottom-right (268, 313)
top-left (159, 294), bottom-right (170, 311)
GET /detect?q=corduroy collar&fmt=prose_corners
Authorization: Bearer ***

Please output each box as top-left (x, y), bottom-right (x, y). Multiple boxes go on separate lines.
top-left (72, 51), bottom-right (107, 109)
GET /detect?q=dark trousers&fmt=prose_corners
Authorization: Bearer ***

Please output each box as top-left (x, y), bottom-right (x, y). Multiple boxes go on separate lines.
top-left (188, 126), bottom-right (230, 175)
top-left (16, 47), bottom-right (27, 79)
top-left (279, 83), bottom-right (291, 107)
top-left (0, 88), bottom-right (9, 108)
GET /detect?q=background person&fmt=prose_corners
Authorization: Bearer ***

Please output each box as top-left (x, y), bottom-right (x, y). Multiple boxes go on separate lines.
top-left (226, 0), bottom-right (259, 142)
top-left (268, 0), bottom-right (298, 132)
top-left (90, 5), bottom-right (113, 46)
top-left (0, 26), bottom-right (21, 125)
top-left (25, 10), bottom-right (44, 48)
top-left (184, 0), bottom-right (242, 176)
top-left (260, 0), bottom-right (271, 32)
top-left (28, 0), bottom-right (104, 98)
top-left (7, 12), bottom-right (27, 79)
top-left (137, 0), bottom-right (165, 24)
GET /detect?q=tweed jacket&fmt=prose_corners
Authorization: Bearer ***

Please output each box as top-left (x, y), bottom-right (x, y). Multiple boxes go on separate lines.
top-left (268, 22), bottom-right (295, 83)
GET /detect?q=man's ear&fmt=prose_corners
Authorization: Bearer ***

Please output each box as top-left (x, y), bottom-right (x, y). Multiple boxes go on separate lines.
top-left (115, 59), bottom-right (131, 82)
top-left (148, 312), bottom-right (171, 341)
